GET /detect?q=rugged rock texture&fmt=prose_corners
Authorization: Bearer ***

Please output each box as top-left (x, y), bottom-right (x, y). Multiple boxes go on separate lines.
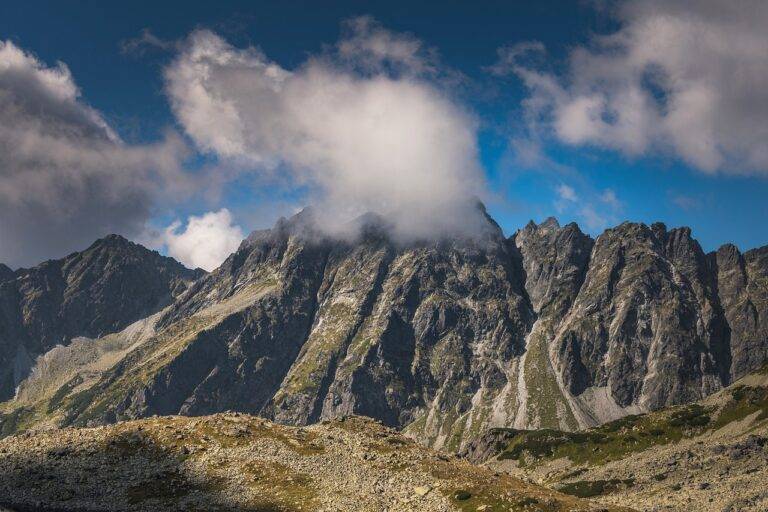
top-left (11, 208), bottom-right (535, 450)
top-left (1, 209), bottom-right (766, 451)
top-left (549, 223), bottom-right (732, 425)
top-left (0, 235), bottom-right (203, 401)
top-left (514, 218), bottom-right (593, 319)
top-left (713, 245), bottom-right (768, 380)
top-left (510, 219), bottom-right (594, 430)
top-left (0, 414), bottom-right (629, 512)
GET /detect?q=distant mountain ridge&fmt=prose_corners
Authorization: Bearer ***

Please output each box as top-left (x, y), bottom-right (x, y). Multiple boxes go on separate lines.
top-left (0, 208), bottom-right (766, 451)
top-left (0, 235), bottom-right (204, 401)
top-left (0, 264), bottom-right (14, 283)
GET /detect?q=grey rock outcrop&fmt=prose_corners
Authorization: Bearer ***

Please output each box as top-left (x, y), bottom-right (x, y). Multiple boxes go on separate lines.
top-left (713, 245), bottom-right (768, 380)
top-left (514, 217), bottom-right (593, 319)
top-left (510, 218), bottom-right (594, 429)
top-left (460, 427), bottom-right (523, 464)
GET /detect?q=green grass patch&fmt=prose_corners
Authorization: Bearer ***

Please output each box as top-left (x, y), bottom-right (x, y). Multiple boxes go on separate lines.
top-left (46, 375), bottom-right (84, 413)
top-left (444, 485), bottom-right (548, 512)
top-left (522, 327), bottom-right (578, 430)
top-left (0, 407), bottom-right (35, 437)
top-left (713, 385), bottom-right (768, 429)
top-left (668, 404), bottom-right (710, 427)
top-left (498, 429), bottom-right (608, 464)
top-left (496, 403), bottom-right (715, 467)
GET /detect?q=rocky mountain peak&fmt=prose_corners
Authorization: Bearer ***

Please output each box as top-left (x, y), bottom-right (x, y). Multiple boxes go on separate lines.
top-left (715, 242), bottom-right (742, 262)
top-left (0, 236), bottom-right (204, 400)
top-left (273, 206), bottom-right (321, 238)
top-left (513, 218), bottom-right (593, 316)
top-left (537, 216), bottom-right (561, 231)
top-left (519, 217), bottom-right (561, 237)
top-left (712, 243), bottom-right (768, 380)
top-left (650, 221), bottom-right (667, 238)
top-left (244, 203), bottom-right (507, 263)
top-left (746, 244), bottom-right (768, 262)
top-left (0, 264), bottom-right (14, 283)
top-left (91, 232), bottom-right (132, 246)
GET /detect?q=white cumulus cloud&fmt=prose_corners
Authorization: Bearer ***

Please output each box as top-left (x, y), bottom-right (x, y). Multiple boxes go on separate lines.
top-left (164, 18), bottom-right (488, 241)
top-left (157, 209), bottom-right (244, 271)
top-left (499, 0), bottom-right (768, 174)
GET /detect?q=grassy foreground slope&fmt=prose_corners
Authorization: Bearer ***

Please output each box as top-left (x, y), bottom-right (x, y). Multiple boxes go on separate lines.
top-left (0, 414), bottom-right (630, 512)
top-left (465, 366), bottom-right (768, 512)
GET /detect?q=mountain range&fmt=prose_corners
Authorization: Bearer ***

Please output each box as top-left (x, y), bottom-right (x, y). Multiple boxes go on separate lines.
top-left (0, 205), bottom-right (766, 451)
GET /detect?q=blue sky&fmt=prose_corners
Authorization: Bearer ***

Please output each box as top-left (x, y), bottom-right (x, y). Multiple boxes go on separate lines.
top-left (1, 0), bottom-right (767, 270)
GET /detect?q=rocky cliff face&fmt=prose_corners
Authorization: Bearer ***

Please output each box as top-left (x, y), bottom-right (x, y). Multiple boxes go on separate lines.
top-left (510, 219), bottom-right (594, 430)
top-left (0, 235), bottom-right (203, 401)
top-left (550, 223), bottom-right (730, 423)
top-left (0, 264), bottom-right (14, 283)
top-left (1, 210), bottom-right (766, 451)
top-left (713, 245), bottom-right (768, 380)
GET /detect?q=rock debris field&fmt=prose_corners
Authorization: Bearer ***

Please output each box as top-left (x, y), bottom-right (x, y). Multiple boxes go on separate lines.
top-left (0, 414), bottom-right (631, 512)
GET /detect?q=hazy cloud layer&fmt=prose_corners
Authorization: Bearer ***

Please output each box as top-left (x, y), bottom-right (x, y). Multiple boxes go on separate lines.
top-left (554, 183), bottom-right (622, 232)
top-left (154, 209), bottom-right (244, 271)
top-left (500, 0), bottom-right (768, 174)
top-left (164, 18), bottom-right (488, 240)
top-left (120, 28), bottom-right (177, 56)
top-left (0, 40), bottom-right (189, 268)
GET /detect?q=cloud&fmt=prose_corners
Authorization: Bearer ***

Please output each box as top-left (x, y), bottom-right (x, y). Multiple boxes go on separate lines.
top-left (600, 189), bottom-right (621, 209)
top-left (554, 183), bottom-right (578, 213)
top-left (0, 40), bottom-right (190, 267)
top-left (153, 209), bottom-right (244, 271)
top-left (120, 28), bottom-right (177, 56)
top-left (164, 19), bottom-right (488, 241)
top-left (553, 183), bottom-right (622, 232)
top-left (556, 184), bottom-right (578, 202)
top-left (500, 0), bottom-right (768, 174)
top-left (670, 192), bottom-right (702, 211)
top-left (577, 204), bottom-right (609, 232)
top-left (336, 16), bottom-right (437, 76)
